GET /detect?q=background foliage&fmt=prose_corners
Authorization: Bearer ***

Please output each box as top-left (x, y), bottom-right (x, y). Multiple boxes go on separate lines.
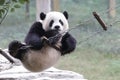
top-left (0, 0), bottom-right (29, 20)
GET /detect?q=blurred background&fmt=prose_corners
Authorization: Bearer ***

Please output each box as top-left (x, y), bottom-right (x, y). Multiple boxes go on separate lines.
top-left (0, 0), bottom-right (120, 80)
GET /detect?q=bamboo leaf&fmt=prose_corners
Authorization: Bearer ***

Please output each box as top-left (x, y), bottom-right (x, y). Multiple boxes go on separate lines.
top-left (10, 8), bottom-right (15, 12)
top-left (12, 0), bottom-right (18, 2)
top-left (0, 0), bottom-right (5, 5)
top-left (19, 0), bottom-right (25, 4)
top-left (0, 11), bottom-right (2, 18)
top-left (1, 9), bottom-right (5, 14)
top-left (14, 4), bottom-right (21, 8)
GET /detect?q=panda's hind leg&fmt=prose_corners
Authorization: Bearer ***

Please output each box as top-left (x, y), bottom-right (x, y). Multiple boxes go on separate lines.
top-left (8, 40), bottom-right (26, 59)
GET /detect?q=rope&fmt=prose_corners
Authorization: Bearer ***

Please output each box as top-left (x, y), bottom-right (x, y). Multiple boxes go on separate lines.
top-left (78, 16), bottom-right (120, 45)
top-left (48, 17), bottom-right (120, 46)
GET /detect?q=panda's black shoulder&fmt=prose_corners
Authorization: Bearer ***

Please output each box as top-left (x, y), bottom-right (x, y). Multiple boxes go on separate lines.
top-left (28, 21), bottom-right (45, 35)
top-left (61, 32), bottom-right (77, 55)
top-left (24, 21), bottom-right (45, 50)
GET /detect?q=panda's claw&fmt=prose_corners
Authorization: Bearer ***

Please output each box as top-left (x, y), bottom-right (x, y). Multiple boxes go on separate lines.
top-left (42, 36), bottom-right (48, 41)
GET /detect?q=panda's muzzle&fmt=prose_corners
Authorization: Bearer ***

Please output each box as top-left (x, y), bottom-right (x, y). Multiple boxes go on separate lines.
top-left (54, 25), bottom-right (60, 31)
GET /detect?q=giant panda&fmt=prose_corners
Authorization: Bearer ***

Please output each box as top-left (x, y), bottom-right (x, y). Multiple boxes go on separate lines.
top-left (8, 11), bottom-right (76, 72)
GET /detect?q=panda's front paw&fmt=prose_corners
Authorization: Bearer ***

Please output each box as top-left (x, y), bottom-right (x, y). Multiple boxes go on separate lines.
top-left (48, 34), bottom-right (62, 45)
top-left (44, 30), bottom-right (59, 38)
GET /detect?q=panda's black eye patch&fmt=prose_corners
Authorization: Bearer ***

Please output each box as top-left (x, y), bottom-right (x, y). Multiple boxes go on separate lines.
top-left (59, 19), bottom-right (64, 25)
top-left (49, 20), bottom-right (54, 27)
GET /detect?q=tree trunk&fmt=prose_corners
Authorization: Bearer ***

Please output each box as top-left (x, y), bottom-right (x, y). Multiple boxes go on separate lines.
top-left (109, 0), bottom-right (116, 18)
top-left (36, 0), bottom-right (51, 21)
top-left (25, 1), bottom-right (29, 19)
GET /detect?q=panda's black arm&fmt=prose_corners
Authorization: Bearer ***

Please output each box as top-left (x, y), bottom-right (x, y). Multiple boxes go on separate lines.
top-left (25, 22), bottom-right (45, 50)
top-left (61, 33), bottom-right (77, 55)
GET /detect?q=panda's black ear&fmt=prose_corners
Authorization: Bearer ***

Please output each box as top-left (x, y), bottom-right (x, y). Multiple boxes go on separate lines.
top-left (40, 12), bottom-right (46, 20)
top-left (63, 11), bottom-right (68, 19)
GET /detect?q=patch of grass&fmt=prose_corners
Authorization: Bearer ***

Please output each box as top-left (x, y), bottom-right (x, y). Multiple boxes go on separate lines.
top-left (55, 47), bottom-right (120, 80)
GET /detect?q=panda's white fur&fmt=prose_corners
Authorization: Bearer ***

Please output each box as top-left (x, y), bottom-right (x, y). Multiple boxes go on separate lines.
top-left (42, 11), bottom-right (69, 34)
top-left (21, 11), bottom-right (68, 72)
top-left (22, 43), bottom-right (61, 72)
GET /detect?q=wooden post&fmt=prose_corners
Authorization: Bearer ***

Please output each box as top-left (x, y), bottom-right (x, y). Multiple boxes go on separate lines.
top-left (36, 0), bottom-right (51, 21)
top-left (51, 0), bottom-right (59, 11)
top-left (109, 0), bottom-right (116, 18)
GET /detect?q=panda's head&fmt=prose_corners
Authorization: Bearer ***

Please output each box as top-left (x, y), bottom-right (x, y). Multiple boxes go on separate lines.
top-left (40, 11), bottom-right (69, 34)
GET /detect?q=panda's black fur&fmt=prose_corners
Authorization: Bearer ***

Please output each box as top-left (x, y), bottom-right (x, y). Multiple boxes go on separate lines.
top-left (8, 11), bottom-right (76, 72)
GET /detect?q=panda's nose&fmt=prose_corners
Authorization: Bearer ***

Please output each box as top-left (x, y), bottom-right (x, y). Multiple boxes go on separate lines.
top-left (54, 25), bottom-right (60, 30)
